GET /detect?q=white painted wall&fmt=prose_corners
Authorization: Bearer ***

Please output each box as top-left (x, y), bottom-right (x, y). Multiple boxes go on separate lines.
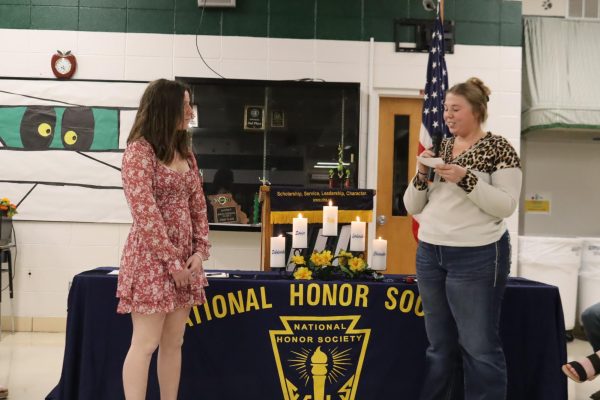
top-left (2, 221), bottom-right (261, 319)
top-left (520, 129), bottom-right (600, 237)
top-left (0, 28), bottom-right (522, 322)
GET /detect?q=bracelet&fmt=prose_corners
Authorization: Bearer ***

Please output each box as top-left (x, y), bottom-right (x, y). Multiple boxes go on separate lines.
top-left (417, 171), bottom-right (427, 176)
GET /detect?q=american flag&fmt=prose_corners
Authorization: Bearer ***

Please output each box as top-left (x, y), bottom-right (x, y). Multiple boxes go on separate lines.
top-left (413, 11), bottom-right (449, 238)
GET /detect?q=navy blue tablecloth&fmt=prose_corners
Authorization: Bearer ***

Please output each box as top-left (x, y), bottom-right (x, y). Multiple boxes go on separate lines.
top-left (46, 268), bottom-right (567, 400)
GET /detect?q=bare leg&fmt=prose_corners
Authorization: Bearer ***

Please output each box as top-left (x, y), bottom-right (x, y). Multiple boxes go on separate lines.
top-left (157, 307), bottom-right (191, 400)
top-left (123, 312), bottom-right (166, 400)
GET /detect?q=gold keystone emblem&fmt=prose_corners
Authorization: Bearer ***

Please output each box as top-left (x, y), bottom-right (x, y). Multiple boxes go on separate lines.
top-left (269, 316), bottom-right (371, 400)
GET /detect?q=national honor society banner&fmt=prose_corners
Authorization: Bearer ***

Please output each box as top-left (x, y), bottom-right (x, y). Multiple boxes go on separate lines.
top-left (50, 270), bottom-right (567, 400)
top-left (269, 186), bottom-right (375, 224)
top-left (182, 278), bottom-right (426, 400)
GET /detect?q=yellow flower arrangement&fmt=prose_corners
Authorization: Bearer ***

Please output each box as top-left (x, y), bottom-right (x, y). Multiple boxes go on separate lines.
top-left (291, 254), bottom-right (306, 265)
top-left (309, 250), bottom-right (333, 267)
top-left (289, 249), bottom-right (382, 281)
top-left (0, 198), bottom-right (17, 218)
top-left (348, 256), bottom-right (367, 273)
top-left (293, 267), bottom-right (313, 280)
top-left (337, 250), bottom-right (353, 266)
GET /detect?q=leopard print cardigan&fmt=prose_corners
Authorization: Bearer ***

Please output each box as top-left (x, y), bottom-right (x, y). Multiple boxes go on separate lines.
top-left (413, 132), bottom-right (521, 192)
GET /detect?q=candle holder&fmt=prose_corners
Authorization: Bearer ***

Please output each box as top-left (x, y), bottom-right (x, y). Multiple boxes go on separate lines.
top-left (270, 235), bottom-right (286, 269)
top-left (292, 213), bottom-right (308, 249)
top-left (349, 217), bottom-right (366, 252)
top-left (322, 201), bottom-right (338, 237)
top-left (371, 237), bottom-right (388, 271)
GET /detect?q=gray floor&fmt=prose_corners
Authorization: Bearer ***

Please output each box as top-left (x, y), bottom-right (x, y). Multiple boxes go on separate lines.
top-left (0, 332), bottom-right (599, 399)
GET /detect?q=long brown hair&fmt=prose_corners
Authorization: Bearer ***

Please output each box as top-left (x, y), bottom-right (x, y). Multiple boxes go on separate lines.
top-left (447, 77), bottom-right (491, 123)
top-left (127, 79), bottom-right (191, 163)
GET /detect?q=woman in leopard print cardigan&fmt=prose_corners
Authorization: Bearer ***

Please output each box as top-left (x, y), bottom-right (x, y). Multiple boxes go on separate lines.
top-left (404, 77), bottom-right (522, 400)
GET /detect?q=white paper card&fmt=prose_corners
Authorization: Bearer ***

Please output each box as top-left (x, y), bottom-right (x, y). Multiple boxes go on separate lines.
top-left (417, 156), bottom-right (444, 168)
top-left (206, 272), bottom-right (229, 278)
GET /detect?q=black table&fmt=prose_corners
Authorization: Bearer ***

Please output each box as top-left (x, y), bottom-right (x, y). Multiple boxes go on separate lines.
top-left (47, 268), bottom-right (567, 400)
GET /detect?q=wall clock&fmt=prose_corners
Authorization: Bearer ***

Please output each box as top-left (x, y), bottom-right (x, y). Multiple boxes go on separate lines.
top-left (51, 50), bottom-right (77, 79)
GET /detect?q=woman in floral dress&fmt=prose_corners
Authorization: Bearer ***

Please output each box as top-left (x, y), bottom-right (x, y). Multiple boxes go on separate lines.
top-left (117, 79), bottom-right (210, 400)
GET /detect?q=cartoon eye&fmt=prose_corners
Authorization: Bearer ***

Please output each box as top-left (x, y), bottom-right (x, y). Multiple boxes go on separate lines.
top-left (61, 107), bottom-right (94, 150)
top-left (63, 130), bottom-right (78, 145)
top-left (38, 123), bottom-right (52, 137)
top-left (20, 106), bottom-right (56, 149)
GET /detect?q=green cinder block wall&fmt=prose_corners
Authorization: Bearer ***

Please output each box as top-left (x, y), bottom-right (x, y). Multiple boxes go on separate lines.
top-left (0, 0), bottom-right (521, 46)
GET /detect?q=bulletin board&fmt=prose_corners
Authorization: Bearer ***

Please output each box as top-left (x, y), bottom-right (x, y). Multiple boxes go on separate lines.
top-left (0, 78), bottom-right (148, 223)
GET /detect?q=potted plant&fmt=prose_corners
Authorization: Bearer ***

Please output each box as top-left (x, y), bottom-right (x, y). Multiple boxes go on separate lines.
top-left (0, 197), bottom-right (17, 245)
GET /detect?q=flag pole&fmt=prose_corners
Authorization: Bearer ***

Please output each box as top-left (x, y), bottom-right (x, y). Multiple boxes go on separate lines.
top-left (413, 0), bottom-right (449, 241)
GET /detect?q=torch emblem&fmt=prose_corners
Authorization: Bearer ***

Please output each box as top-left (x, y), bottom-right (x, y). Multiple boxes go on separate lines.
top-left (269, 316), bottom-right (371, 400)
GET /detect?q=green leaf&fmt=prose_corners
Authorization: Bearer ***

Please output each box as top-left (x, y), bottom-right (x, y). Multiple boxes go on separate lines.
top-left (339, 265), bottom-right (353, 278)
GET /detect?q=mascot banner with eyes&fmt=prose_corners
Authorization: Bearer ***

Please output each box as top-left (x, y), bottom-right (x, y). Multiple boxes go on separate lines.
top-left (0, 78), bottom-right (147, 222)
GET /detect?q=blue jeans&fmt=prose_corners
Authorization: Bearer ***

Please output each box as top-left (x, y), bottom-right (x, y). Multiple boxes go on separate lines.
top-left (582, 302), bottom-right (600, 352)
top-left (416, 231), bottom-right (511, 400)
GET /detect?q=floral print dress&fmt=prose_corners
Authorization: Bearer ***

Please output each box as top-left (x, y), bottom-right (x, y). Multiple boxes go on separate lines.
top-left (117, 139), bottom-right (210, 314)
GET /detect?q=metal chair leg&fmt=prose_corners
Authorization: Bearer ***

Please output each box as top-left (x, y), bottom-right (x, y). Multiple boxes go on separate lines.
top-left (10, 299), bottom-right (14, 334)
top-left (7, 252), bottom-right (14, 334)
top-left (0, 249), bottom-right (3, 341)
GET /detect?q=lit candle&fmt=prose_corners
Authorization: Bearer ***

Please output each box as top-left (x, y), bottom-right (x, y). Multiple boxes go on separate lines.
top-left (270, 235), bottom-right (286, 268)
top-left (350, 216), bottom-right (366, 251)
top-left (372, 237), bottom-right (388, 270)
top-left (292, 213), bottom-right (308, 248)
top-left (322, 200), bottom-right (338, 236)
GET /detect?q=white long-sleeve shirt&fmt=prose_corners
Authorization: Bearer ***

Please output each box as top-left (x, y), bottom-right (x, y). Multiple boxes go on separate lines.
top-left (403, 132), bottom-right (522, 247)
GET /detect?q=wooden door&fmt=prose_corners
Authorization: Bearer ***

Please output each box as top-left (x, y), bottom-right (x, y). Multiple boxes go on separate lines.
top-left (376, 97), bottom-right (423, 274)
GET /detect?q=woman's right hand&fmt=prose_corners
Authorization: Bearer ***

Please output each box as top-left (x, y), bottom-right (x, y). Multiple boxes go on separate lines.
top-left (172, 268), bottom-right (192, 288)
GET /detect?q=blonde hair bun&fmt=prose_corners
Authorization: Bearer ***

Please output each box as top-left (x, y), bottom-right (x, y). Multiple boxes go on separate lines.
top-left (467, 77), bottom-right (491, 100)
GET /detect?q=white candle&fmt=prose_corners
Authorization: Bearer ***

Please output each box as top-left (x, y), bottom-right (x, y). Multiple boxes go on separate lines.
top-left (322, 200), bottom-right (338, 236)
top-left (270, 235), bottom-right (286, 268)
top-left (350, 216), bottom-right (366, 251)
top-left (292, 213), bottom-right (308, 248)
top-left (372, 237), bottom-right (388, 270)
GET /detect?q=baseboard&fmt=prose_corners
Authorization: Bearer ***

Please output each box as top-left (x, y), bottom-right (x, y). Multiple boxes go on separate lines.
top-left (33, 317), bottom-right (67, 332)
top-left (1, 316), bottom-right (66, 332)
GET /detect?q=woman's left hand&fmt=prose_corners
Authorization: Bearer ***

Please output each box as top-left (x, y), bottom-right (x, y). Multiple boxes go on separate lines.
top-left (185, 253), bottom-right (203, 278)
top-left (435, 164), bottom-right (467, 183)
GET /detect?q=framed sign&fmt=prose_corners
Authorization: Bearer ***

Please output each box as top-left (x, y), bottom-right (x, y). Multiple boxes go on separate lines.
top-left (207, 193), bottom-right (249, 224)
top-left (271, 110), bottom-right (285, 128)
top-left (244, 105), bottom-right (264, 131)
top-left (215, 206), bottom-right (238, 223)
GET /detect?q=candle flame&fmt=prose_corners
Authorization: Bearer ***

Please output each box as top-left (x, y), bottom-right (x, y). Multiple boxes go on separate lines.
top-left (328, 200), bottom-right (332, 206)
top-left (279, 234), bottom-right (283, 237)
top-left (298, 213), bottom-right (302, 218)
top-left (356, 216), bottom-right (360, 222)
top-left (378, 236), bottom-right (382, 240)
